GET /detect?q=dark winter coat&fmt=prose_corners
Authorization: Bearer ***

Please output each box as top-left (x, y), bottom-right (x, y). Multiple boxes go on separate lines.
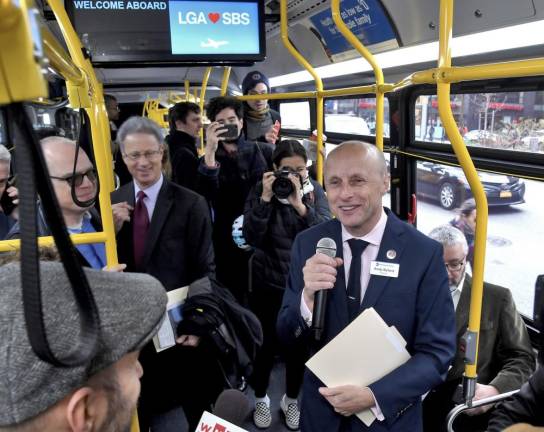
top-left (243, 179), bottom-right (331, 291)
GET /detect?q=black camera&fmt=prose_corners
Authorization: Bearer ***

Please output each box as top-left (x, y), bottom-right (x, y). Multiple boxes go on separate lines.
top-left (272, 169), bottom-right (300, 200)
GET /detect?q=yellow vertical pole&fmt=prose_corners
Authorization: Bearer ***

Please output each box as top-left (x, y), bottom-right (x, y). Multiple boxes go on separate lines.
top-left (47, 0), bottom-right (119, 269)
top-left (184, 79), bottom-right (190, 101)
top-left (437, 0), bottom-right (487, 385)
top-left (199, 67), bottom-right (212, 152)
top-left (280, 0), bottom-right (324, 184)
top-left (221, 67), bottom-right (231, 96)
top-left (331, 0), bottom-right (384, 151)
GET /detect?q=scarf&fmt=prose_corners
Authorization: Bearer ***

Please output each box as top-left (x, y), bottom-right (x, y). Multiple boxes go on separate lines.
top-left (246, 104), bottom-right (270, 121)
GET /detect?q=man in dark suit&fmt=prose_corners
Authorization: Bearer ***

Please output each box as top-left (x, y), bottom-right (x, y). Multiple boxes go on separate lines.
top-left (424, 224), bottom-right (535, 432)
top-left (277, 141), bottom-right (456, 432)
top-left (111, 116), bottom-right (223, 432)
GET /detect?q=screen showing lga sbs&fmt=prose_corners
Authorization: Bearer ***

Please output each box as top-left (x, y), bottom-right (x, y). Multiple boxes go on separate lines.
top-left (66, 0), bottom-right (265, 65)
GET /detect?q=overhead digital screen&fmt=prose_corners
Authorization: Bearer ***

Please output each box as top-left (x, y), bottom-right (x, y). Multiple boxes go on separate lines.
top-left (66, 0), bottom-right (265, 66)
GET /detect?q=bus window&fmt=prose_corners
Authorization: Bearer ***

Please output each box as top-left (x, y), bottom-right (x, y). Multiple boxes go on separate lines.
top-left (416, 160), bottom-right (541, 318)
top-left (279, 101), bottom-right (311, 131)
top-left (416, 91), bottom-right (544, 154)
top-left (325, 97), bottom-right (390, 137)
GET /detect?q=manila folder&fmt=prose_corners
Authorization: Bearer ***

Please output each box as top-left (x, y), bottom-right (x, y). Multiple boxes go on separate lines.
top-left (306, 307), bottom-right (411, 426)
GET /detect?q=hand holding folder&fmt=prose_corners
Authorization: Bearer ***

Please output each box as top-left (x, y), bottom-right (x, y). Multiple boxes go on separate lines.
top-left (306, 307), bottom-right (411, 426)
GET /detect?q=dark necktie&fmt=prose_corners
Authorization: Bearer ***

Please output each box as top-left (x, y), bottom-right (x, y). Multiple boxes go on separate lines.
top-left (347, 238), bottom-right (369, 321)
top-left (133, 190), bottom-right (149, 270)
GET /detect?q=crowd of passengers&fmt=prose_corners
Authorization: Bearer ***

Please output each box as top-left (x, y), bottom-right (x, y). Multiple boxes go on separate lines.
top-left (0, 70), bottom-right (541, 432)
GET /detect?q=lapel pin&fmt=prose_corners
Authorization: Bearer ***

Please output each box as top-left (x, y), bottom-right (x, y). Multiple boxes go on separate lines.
top-left (386, 249), bottom-right (397, 260)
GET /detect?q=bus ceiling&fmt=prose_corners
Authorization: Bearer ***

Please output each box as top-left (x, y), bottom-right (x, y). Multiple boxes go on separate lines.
top-left (40, 0), bottom-right (544, 92)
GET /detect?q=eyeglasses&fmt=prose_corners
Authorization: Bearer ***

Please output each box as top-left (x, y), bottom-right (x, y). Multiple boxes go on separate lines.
top-left (123, 149), bottom-right (162, 161)
top-left (50, 168), bottom-right (97, 187)
top-left (445, 259), bottom-right (466, 272)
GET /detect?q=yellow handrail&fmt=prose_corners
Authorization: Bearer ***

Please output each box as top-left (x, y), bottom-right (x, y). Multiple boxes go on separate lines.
top-left (46, 0), bottom-right (119, 269)
top-left (437, 0), bottom-right (487, 390)
top-left (441, 58), bottom-right (544, 83)
top-left (199, 67), bottom-right (212, 152)
top-left (221, 66), bottom-right (231, 96)
top-left (280, 0), bottom-right (324, 184)
top-left (42, 26), bottom-right (85, 85)
top-left (331, 0), bottom-right (384, 151)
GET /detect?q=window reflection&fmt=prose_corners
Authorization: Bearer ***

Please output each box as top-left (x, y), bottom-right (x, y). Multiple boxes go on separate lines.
top-left (325, 97), bottom-right (390, 137)
top-left (415, 92), bottom-right (544, 154)
top-left (416, 160), bottom-right (541, 317)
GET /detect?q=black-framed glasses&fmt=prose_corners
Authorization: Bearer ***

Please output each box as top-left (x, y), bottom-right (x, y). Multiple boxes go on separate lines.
top-left (445, 258), bottom-right (466, 272)
top-left (50, 168), bottom-right (97, 187)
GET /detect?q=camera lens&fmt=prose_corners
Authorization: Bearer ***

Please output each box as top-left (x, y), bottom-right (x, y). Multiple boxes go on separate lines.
top-left (272, 171), bottom-right (294, 199)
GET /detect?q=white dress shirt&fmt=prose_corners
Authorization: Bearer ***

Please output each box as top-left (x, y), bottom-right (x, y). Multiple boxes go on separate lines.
top-left (451, 273), bottom-right (466, 311)
top-left (132, 174), bottom-right (163, 221)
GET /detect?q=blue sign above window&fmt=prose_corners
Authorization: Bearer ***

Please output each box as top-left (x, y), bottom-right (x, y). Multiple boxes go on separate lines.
top-left (309, 0), bottom-right (397, 60)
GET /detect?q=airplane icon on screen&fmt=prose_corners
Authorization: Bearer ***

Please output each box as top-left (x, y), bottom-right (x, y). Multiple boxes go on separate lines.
top-left (200, 38), bottom-right (229, 49)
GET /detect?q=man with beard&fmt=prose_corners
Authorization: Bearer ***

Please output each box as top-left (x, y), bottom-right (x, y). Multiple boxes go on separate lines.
top-left (197, 96), bottom-right (272, 302)
top-left (0, 260), bottom-right (167, 432)
top-left (423, 224), bottom-right (534, 432)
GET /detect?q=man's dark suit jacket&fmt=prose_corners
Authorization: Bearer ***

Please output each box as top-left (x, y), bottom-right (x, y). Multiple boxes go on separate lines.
top-left (423, 275), bottom-right (535, 432)
top-left (111, 179), bottom-right (218, 419)
top-left (111, 179), bottom-right (215, 290)
top-left (277, 209), bottom-right (457, 432)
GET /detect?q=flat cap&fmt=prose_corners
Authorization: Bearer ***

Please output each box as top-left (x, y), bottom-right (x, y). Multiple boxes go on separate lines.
top-left (0, 262), bottom-right (167, 426)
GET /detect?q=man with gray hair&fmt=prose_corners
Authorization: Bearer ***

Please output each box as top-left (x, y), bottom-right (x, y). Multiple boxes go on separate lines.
top-left (0, 260), bottom-right (167, 432)
top-left (111, 116), bottom-right (222, 432)
top-left (6, 137), bottom-right (106, 269)
top-left (0, 145), bottom-right (18, 239)
top-left (423, 224), bottom-right (534, 432)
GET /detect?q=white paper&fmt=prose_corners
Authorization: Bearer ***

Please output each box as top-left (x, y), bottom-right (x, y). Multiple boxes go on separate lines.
top-left (153, 286), bottom-right (189, 353)
top-left (306, 308), bottom-right (411, 426)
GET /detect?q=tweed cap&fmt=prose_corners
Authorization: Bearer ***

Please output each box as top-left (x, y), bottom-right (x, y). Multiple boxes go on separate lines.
top-left (0, 261), bottom-right (167, 426)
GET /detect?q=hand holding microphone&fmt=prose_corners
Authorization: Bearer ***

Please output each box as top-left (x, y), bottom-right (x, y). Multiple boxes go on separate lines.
top-left (303, 238), bottom-right (343, 340)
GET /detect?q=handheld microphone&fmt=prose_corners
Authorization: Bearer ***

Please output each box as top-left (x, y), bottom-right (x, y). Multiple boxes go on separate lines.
top-left (212, 389), bottom-right (251, 426)
top-left (312, 237), bottom-right (337, 341)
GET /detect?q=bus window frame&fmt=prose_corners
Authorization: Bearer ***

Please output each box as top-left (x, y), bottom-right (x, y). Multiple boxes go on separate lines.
top-left (399, 77), bottom-right (544, 335)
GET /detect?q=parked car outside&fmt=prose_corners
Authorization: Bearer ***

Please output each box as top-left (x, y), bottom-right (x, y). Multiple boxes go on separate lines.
top-left (417, 161), bottom-right (526, 210)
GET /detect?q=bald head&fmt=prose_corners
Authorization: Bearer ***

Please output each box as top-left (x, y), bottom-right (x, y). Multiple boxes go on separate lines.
top-left (324, 140), bottom-right (389, 237)
top-left (325, 141), bottom-right (388, 180)
top-left (39, 136), bottom-right (96, 225)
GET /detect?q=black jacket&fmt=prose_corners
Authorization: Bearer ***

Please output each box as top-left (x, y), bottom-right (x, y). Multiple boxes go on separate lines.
top-left (196, 137), bottom-right (272, 299)
top-left (111, 179), bottom-right (218, 417)
top-left (165, 130), bottom-right (199, 192)
top-left (111, 178), bottom-right (215, 290)
top-left (243, 179), bottom-right (331, 291)
top-left (487, 366), bottom-right (544, 431)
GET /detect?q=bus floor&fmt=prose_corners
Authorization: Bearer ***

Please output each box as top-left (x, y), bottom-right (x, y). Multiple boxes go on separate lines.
top-left (159, 358), bottom-right (294, 431)
top-left (241, 358), bottom-right (294, 432)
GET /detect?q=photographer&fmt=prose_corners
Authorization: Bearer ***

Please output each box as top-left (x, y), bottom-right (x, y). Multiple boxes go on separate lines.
top-left (0, 145), bottom-right (18, 239)
top-left (243, 139), bottom-right (331, 430)
top-left (197, 96), bottom-right (272, 303)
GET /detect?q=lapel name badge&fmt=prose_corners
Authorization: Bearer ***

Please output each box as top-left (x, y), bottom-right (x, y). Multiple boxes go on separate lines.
top-left (386, 249), bottom-right (397, 259)
top-left (370, 261), bottom-right (400, 278)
